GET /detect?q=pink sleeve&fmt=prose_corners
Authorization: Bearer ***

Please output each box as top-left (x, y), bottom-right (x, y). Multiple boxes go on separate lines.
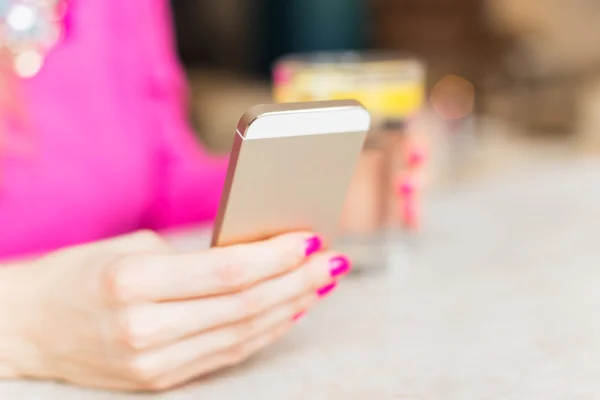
top-left (138, 1), bottom-right (229, 229)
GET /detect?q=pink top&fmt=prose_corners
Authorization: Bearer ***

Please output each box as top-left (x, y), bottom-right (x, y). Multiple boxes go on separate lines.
top-left (0, 0), bottom-right (228, 259)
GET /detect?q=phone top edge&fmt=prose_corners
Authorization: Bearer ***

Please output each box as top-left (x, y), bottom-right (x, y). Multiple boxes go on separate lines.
top-left (236, 100), bottom-right (371, 140)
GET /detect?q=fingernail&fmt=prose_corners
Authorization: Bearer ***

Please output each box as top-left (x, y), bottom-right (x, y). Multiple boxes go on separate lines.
top-left (329, 255), bottom-right (351, 277)
top-left (305, 235), bottom-right (322, 257)
top-left (273, 64), bottom-right (292, 85)
top-left (408, 147), bottom-right (426, 167)
top-left (293, 311), bottom-right (306, 321)
top-left (398, 179), bottom-right (414, 197)
top-left (317, 282), bottom-right (337, 298)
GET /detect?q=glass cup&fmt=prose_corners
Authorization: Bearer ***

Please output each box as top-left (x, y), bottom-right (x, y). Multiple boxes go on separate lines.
top-left (272, 52), bottom-right (427, 273)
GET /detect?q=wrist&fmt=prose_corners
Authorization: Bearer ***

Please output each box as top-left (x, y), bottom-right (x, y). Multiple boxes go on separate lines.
top-left (0, 261), bottom-right (48, 379)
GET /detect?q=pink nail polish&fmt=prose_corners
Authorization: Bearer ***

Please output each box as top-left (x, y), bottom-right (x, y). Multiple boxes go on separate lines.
top-left (273, 64), bottom-right (292, 85)
top-left (408, 148), bottom-right (425, 167)
top-left (399, 179), bottom-right (414, 197)
top-left (317, 282), bottom-right (337, 298)
top-left (329, 255), bottom-right (351, 277)
top-left (293, 311), bottom-right (306, 321)
top-left (305, 235), bottom-right (322, 257)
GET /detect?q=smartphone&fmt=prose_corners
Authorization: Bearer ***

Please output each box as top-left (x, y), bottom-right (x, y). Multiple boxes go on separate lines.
top-left (211, 100), bottom-right (371, 248)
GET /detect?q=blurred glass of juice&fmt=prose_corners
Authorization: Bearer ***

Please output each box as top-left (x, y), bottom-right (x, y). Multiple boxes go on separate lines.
top-left (272, 52), bottom-right (426, 273)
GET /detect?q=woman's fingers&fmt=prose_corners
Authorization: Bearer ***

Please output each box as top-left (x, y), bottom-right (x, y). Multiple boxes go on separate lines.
top-left (393, 137), bottom-right (427, 230)
top-left (90, 232), bottom-right (351, 390)
top-left (125, 294), bottom-right (310, 383)
top-left (396, 171), bottom-right (421, 229)
top-left (151, 321), bottom-right (292, 391)
top-left (117, 251), bottom-right (348, 349)
top-left (111, 232), bottom-right (321, 303)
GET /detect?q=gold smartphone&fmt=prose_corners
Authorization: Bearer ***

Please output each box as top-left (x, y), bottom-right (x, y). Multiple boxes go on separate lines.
top-left (211, 100), bottom-right (371, 248)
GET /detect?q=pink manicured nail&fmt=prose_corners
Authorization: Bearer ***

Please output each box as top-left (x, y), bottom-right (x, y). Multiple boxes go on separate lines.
top-left (317, 282), bottom-right (337, 298)
top-left (293, 311), bottom-right (306, 321)
top-left (329, 255), bottom-right (351, 277)
top-left (407, 147), bottom-right (426, 167)
top-left (399, 179), bottom-right (414, 197)
top-left (273, 64), bottom-right (292, 85)
top-left (305, 235), bottom-right (322, 257)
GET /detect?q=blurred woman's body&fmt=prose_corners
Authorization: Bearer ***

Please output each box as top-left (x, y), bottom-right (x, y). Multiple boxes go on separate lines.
top-left (0, 1), bottom-right (227, 259)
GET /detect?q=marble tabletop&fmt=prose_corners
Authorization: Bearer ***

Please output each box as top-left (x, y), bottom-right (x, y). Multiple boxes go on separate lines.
top-left (2, 159), bottom-right (600, 399)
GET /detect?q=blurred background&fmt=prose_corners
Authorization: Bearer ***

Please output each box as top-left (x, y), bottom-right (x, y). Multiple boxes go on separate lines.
top-left (168, 0), bottom-right (600, 271)
top-left (169, 0), bottom-right (600, 185)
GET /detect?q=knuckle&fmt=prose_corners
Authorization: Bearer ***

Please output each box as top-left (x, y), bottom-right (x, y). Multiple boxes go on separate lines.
top-left (214, 255), bottom-right (247, 291)
top-left (108, 254), bottom-right (147, 303)
top-left (133, 229), bottom-right (165, 247)
top-left (233, 289), bottom-right (263, 320)
top-left (104, 255), bottom-right (134, 303)
top-left (117, 307), bottom-right (154, 351)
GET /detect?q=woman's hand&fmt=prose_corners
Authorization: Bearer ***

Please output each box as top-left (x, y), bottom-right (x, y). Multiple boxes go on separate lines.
top-left (340, 135), bottom-right (427, 234)
top-left (4, 230), bottom-right (349, 391)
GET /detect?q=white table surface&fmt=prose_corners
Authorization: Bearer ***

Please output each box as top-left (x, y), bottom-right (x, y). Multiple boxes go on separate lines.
top-left (2, 159), bottom-right (600, 399)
